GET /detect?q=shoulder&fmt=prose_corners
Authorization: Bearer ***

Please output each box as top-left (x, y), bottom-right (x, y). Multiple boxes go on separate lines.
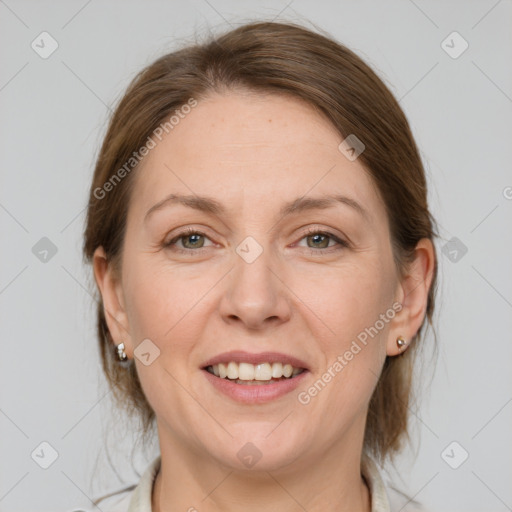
top-left (66, 487), bottom-right (134, 512)
top-left (68, 455), bottom-right (161, 512)
top-left (361, 454), bottom-right (430, 512)
top-left (386, 485), bottom-right (429, 512)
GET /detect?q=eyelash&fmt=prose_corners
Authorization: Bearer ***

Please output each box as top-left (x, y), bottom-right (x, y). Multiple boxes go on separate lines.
top-left (164, 227), bottom-right (349, 256)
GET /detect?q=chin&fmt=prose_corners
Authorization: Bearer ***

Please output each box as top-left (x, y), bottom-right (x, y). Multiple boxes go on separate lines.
top-left (208, 426), bottom-right (306, 472)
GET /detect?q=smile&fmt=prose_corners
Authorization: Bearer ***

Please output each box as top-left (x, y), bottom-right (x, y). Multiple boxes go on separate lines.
top-left (201, 350), bottom-right (310, 403)
top-left (206, 361), bottom-right (305, 384)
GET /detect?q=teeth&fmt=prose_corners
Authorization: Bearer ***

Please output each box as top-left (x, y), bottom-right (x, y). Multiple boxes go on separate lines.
top-left (238, 362), bottom-right (255, 380)
top-left (271, 362), bottom-right (283, 378)
top-left (227, 361), bottom-right (238, 379)
top-left (283, 364), bottom-right (293, 378)
top-left (207, 361), bottom-right (304, 380)
top-left (254, 363), bottom-right (272, 380)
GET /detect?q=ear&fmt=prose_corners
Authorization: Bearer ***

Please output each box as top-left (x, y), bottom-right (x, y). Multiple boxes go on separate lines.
top-left (386, 238), bottom-right (436, 356)
top-left (92, 246), bottom-right (133, 358)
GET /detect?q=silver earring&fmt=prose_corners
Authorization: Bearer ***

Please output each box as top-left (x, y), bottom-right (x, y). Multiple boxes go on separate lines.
top-left (396, 336), bottom-right (408, 351)
top-left (116, 342), bottom-right (128, 361)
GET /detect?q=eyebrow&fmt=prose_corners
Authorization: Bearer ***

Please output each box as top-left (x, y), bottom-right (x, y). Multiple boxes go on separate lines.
top-left (144, 193), bottom-right (370, 223)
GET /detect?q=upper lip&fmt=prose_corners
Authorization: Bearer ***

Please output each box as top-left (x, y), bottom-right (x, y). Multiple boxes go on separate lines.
top-left (201, 350), bottom-right (309, 370)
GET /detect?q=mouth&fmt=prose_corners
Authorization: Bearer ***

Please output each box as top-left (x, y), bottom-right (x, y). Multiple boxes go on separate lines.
top-left (200, 351), bottom-right (310, 403)
top-left (204, 361), bottom-right (306, 385)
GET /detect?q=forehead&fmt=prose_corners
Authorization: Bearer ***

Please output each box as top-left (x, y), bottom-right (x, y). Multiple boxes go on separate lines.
top-left (130, 91), bottom-right (386, 224)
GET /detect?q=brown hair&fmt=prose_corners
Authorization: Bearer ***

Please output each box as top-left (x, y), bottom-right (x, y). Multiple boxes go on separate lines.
top-left (83, 20), bottom-right (438, 466)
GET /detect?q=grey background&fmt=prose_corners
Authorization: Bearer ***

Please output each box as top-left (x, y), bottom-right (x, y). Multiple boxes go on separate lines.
top-left (1, 1), bottom-right (511, 511)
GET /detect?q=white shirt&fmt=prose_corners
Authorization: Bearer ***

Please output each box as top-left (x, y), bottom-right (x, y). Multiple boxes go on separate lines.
top-left (73, 454), bottom-right (427, 512)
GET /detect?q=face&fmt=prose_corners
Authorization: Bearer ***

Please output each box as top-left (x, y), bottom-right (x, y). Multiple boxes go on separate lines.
top-left (98, 90), bottom-right (407, 473)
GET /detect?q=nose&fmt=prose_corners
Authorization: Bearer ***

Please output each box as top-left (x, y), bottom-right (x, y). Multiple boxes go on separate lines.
top-left (218, 243), bottom-right (292, 331)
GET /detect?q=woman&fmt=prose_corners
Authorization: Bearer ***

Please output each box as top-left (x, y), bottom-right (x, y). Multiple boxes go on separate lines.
top-left (81, 20), bottom-right (437, 512)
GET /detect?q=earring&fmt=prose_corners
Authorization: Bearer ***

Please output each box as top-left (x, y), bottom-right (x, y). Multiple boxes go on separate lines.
top-left (396, 336), bottom-right (408, 352)
top-left (116, 342), bottom-right (128, 361)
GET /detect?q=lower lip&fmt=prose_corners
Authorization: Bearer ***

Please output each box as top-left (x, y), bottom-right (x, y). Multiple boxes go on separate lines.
top-left (202, 368), bottom-right (309, 404)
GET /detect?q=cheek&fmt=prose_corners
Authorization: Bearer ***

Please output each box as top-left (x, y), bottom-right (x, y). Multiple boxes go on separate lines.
top-left (121, 259), bottom-right (214, 426)
top-left (292, 259), bottom-right (393, 411)
top-left (292, 258), bottom-right (394, 346)
top-left (124, 272), bottom-right (172, 341)
top-left (304, 260), bottom-right (394, 413)
top-left (123, 255), bottom-right (217, 348)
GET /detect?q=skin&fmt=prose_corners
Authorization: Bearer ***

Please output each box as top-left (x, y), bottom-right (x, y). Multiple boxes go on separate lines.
top-left (93, 90), bottom-right (435, 512)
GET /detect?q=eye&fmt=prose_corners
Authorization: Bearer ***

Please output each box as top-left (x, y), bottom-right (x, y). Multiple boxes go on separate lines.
top-left (296, 228), bottom-right (349, 254)
top-left (164, 228), bottom-right (214, 253)
top-left (163, 227), bottom-right (349, 256)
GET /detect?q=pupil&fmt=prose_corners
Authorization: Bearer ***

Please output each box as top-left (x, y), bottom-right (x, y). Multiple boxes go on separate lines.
top-left (310, 234), bottom-right (328, 248)
top-left (185, 234), bottom-right (203, 248)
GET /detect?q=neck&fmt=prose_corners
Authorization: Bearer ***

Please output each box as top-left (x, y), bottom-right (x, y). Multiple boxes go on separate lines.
top-left (152, 433), bottom-right (371, 512)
